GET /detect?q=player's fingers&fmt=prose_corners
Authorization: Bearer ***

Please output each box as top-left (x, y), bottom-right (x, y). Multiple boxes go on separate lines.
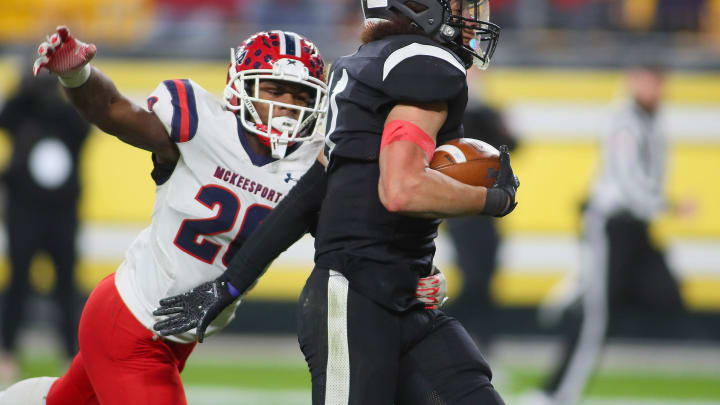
top-left (48, 32), bottom-right (64, 50)
top-left (33, 56), bottom-right (49, 76)
top-left (37, 41), bottom-right (52, 56)
top-left (153, 306), bottom-right (184, 316)
top-left (416, 287), bottom-right (440, 298)
top-left (77, 41), bottom-right (97, 62)
top-left (159, 296), bottom-right (182, 307)
top-left (153, 315), bottom-right (183, 331)
top-left (514, 175), bottom-right (520, 188)
top-left (498, 145), bottom-right (511, 167)
top-left (161, 322), bottom-right (197, 337)
top-left (197, 321), bottom-right (211, 343)
top-left (155, 317), bottom-right (197, 336)
top-left (56, 26), bottom-right (70, 42)
top-left (197, 311), bottom-right (217, 343)
top-left (418, 275), bottom-right (441, 286)
top-left (417, 296), bottom-right (439, 304)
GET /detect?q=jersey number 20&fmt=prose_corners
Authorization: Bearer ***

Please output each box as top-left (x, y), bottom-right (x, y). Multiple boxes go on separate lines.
top-left (174, 185), bottom-right (272, 266)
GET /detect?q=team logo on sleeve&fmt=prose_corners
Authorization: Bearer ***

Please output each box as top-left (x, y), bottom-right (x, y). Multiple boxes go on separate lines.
top-left (147, 96), bottom-right (159, 111)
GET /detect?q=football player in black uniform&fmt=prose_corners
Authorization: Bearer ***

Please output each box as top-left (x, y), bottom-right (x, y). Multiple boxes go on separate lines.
top-left (154, 1), bottom-right (519, 403)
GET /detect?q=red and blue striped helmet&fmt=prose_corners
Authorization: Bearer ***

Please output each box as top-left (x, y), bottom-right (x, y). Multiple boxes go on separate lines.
top-left (224, 31), bottom-right (328, 158)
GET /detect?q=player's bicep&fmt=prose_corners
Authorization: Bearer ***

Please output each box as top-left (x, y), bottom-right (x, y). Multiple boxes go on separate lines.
top-left (378, 102), bottom-right (447, 208)
top-left (380, 102), bottom-right (447, 172)
top-left (385, 102), bottom-right (448, 140)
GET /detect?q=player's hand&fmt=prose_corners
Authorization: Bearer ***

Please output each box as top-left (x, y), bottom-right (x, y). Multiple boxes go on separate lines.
top-left (152, 276), bottom-right (240, 343)
top-left (33, 26), bottom-right (97, 83)
top-left (416, 265), bottom-right (448, 309)
top-left (482, 145), bottom-right (519, 217)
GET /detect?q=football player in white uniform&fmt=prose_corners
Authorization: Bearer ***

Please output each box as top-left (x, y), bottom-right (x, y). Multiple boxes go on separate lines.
top-left (0, 27), bottom-right (327, 405)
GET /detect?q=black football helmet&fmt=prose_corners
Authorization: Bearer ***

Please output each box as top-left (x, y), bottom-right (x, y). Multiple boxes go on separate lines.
top-left (362, 0), bottom-right (500, 70)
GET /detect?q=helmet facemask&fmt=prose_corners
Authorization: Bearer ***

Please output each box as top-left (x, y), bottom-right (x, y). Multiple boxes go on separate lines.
top-left (443, 0), bottom-right (500, 70)
top-left (224, 48), bottom-right (328, 159)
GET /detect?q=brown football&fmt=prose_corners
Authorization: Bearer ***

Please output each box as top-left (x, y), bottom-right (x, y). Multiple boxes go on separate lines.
top-left (430, 138), bottom-right (500, 188)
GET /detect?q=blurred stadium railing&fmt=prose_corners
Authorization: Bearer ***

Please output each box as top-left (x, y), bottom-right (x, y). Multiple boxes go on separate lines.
top-left (0, 0), bottom-right (719, 338)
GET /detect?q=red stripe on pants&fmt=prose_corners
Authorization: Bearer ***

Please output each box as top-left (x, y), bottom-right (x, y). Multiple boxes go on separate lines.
top-left (47, 273), bottom-right (196, 405)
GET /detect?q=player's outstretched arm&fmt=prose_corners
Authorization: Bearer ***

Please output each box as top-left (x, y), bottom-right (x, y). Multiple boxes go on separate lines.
top-left (378, 103), bottom-right (519, 218)
top-left (34, 26), bottom-right (178, 163)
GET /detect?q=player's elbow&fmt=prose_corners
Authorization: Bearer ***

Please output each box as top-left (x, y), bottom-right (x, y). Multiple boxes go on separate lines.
top-left (379, 173), bottom-right (422, 213)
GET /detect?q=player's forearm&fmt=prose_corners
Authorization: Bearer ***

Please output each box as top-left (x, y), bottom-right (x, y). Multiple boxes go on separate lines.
top-left (64, 67), bottom-right (177, 160)
top-left (224, 160), bottom-right (327, 294)
top-left (380, 167), bottom-right (488, 218)
top-left (64, 67), bottom-right (124, 129)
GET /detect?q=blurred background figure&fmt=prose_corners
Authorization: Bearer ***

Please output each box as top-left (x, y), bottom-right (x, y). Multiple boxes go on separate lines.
top-left (0, 71), bottom-right (90, 385)
top-left (520, 64), bottom-right (691, 405)
top-left (444, 105), bottom-right (519, 351)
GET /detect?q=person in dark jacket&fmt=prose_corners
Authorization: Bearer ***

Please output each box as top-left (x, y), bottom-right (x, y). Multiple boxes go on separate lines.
top-left (0, 71), bottom-right (90, 383)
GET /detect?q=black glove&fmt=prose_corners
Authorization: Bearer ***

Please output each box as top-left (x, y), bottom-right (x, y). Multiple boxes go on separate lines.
top-left (482, 145), bottom-right (519, 217)
top-left (153, 276), bottom-right (239, 343)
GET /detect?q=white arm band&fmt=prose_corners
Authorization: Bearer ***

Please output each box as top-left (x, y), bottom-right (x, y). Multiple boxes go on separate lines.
top-left (58, 64), bottom-right (92, 88)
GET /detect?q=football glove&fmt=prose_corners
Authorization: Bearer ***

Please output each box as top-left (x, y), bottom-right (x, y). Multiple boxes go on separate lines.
top-left (33, 26), bottom-right (97, 88)
top-left (416, 265), bottom-right (448, 309)
top-left (482, 145), bottom-right (519, 217)
top-left (152, 276), bottom-right (240, 343)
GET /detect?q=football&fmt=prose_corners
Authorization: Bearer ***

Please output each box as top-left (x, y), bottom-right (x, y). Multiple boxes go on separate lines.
top-left (429, 138), bottom-right (501, 188)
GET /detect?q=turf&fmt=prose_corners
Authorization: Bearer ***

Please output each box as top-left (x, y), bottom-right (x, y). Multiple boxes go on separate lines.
top-left (507, 368), bottom-right (720, 400)
top-left (16, 354), bottom-right (720, 400)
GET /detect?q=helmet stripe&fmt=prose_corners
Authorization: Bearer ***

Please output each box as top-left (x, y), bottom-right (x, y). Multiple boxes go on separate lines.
top-left (284, 33), bottom-right (296, 57)
top-left (278, 32), bottom-right (286, 55)
top-left (294, 34), bottom-right (302, 57)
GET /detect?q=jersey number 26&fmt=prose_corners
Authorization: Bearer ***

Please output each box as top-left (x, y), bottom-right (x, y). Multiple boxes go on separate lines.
top-left (174, 185), bottom-right (272, 266)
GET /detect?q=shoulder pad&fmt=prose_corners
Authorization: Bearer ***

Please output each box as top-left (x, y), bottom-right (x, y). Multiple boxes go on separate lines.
top-left (147, 79), bottom-right (202, 143)
top-left (356, 36), bottom-right (467, 103)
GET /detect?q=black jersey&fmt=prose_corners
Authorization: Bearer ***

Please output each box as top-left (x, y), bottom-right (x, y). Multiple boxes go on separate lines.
top-left (314, 34), bottom-right (468, 311)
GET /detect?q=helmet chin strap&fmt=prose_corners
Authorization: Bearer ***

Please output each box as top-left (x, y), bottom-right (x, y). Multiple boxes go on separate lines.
top-left (269, 116), bottom-right (296, 159)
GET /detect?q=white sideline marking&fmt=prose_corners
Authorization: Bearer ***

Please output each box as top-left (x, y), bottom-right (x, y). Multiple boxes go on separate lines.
top-left (184, 387), bottom-right (718, 405)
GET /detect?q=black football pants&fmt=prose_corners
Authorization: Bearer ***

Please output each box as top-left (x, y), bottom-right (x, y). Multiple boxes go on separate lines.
top-left (1, 200), bottom-right (80, 358)
top-left (297, 266), bottom-right (505, 405)
top-left (542, 211), bottom-right (685, 404)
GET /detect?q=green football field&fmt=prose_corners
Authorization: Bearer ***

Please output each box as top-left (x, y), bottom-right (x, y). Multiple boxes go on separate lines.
top-left (10, 334), bottom-right (720, 404)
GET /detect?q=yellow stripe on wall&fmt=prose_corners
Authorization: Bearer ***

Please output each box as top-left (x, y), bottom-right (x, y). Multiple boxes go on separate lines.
top-left (481, 68), bottom-right (720, 106)
top-left (499, 141), bottom-right (720, 238)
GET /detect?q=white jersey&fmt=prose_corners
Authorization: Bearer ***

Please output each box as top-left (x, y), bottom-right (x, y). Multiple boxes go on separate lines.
top-left (115, 79), bottom-right (321, 343)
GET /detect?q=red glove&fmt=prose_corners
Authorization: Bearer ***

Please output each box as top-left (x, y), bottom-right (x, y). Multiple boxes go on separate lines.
top-left (33, 26), bottom-right (97, 87)
top-left (416, 265), bottom-right (448, 310)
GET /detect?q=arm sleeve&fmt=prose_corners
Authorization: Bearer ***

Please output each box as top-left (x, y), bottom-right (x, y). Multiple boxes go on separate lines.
top-left (147, 79), bottom-right (199, 143)
top-left (224, 159), bottom-right (328, 294)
